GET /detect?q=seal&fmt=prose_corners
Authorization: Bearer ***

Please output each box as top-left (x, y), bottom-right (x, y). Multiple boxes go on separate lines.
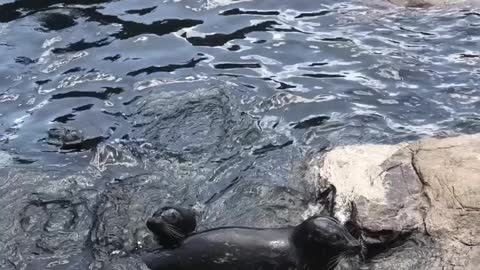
top-left (146, 206), bottom-right (196, 249)
top-left (143, 215), bottom-right (363, 270)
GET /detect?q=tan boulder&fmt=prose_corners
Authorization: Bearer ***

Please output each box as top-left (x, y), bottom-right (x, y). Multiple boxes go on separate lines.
top-left (308, 134), bottom-right (480, 269)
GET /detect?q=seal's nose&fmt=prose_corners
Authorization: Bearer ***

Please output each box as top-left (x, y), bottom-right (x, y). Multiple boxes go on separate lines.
top-left (348, 240), bottom-right (363, 253)
top-left (146, 218), bottom-right (158, 231)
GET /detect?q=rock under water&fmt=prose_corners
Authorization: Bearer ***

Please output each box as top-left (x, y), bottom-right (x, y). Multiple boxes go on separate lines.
top-left (0, 83), bottom-right (314, 270)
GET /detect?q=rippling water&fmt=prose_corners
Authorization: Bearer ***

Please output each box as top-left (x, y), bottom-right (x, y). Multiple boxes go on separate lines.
top-left (0, 0), bottom-right (479, 269)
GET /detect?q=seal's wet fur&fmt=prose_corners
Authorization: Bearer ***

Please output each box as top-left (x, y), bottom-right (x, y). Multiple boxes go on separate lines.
top-left (144, 186), bottom-right (364, 269)
top-left (144, 214), bottom-right (362, 270)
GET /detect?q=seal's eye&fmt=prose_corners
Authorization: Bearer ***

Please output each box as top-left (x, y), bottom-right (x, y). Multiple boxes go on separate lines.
top-left (161, 209), bottom-right (181, 224)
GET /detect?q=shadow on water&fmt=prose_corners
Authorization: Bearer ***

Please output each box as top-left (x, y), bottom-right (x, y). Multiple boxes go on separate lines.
top-left (0, 0), bottom-right (480, 269)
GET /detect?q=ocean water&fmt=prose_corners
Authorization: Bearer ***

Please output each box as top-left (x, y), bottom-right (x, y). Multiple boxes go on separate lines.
top-left (0, 0), bottom-right (479, 269)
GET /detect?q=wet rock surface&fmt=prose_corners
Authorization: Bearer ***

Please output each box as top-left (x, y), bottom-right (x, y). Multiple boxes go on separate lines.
top-left (308, 134), bottom-right (480, 269)
top-left (0, 84), bottom-right (316, 270)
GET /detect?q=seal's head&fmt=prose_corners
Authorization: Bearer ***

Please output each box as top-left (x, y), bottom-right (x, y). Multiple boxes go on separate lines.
top-left (292, 216), bottom-right (364, 268)
top-left (146, 206), bottom-right (196, 248)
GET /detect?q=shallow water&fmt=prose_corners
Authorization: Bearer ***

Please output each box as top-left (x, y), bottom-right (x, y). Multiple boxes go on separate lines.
top-left (0, 0), bottom-right (479, 269)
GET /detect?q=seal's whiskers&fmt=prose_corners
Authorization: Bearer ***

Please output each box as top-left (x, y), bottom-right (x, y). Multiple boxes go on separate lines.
top-left (327, 252), bottom-right (345, 270)
top-left (164, 222), bottom-right (185, 239)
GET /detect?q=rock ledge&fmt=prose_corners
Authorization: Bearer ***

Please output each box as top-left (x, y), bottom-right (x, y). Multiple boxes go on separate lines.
top-left (308, 134), bottom-right (480, 269)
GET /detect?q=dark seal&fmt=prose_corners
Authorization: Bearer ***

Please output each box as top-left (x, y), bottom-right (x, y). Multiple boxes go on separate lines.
top-left (143, 215), bottom-right (363, 270)
top-left (146, 206), bottom-right (196, 249)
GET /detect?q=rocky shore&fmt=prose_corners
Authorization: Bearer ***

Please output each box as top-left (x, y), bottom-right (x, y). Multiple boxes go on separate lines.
top-left (307, 134), bottom-right (480, 269)
top-left (1, 133), bottom-right (478, 269)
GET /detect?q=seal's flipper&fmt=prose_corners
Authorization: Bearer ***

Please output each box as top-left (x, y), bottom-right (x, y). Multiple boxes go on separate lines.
top-left (344, 201), bottom-right (361, 237)
top-left (315, 184), bottom-right (337, 217)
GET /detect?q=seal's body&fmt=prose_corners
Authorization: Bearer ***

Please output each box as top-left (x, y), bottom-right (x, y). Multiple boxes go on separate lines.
top-left (144, 227), bottom-right (295, 270)
top-left (143, 216), bottom-right (362, 270)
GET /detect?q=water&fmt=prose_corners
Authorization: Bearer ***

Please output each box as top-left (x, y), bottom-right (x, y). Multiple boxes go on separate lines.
top-left (0, 0), bottom-right (479, 269)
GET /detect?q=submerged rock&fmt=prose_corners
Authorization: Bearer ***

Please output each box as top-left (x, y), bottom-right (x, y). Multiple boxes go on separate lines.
top-left (307, 134), bottom-right (480, 269)
top-left (0, 151), bottom-right (12, 169)
top-left (45, 126), bottom-right (106, 152)
top-left (0, 82), bottom-right (310, 270)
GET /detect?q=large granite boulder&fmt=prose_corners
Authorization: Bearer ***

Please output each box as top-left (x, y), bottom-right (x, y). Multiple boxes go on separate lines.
top-left (307, 135), bottom-right (480, 269)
